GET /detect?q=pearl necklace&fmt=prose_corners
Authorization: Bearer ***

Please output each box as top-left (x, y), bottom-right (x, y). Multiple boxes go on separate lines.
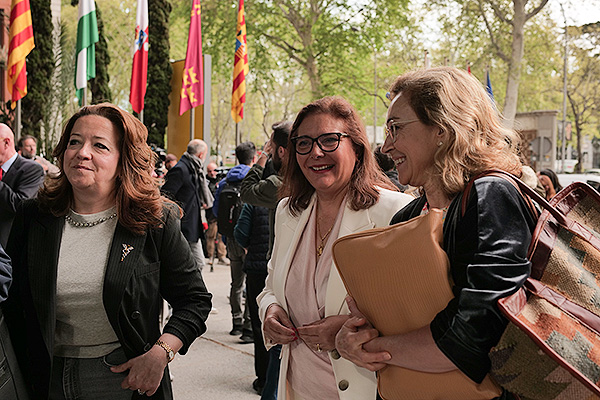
top-left (65, 212), bottom-right (117, 228)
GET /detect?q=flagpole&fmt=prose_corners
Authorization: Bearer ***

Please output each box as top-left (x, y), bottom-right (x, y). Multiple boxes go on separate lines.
top-left (139, 110), bottom-right (144, 124)
top-left (15, 100), bottom-right (21, 140)
top-left (190, 108), bottom-right (195, 141)
top-left (235, 123), bottom-right (240, 146)
top-left (83, 88), bottom-right (87, 107)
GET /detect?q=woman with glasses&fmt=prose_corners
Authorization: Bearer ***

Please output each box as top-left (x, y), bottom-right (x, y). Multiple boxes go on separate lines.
top-left (257, 96), bottom-right (412, 399)
top-left (335, 67), bottom-right (537, 399)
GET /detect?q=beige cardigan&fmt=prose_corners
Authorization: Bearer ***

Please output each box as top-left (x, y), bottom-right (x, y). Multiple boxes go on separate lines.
top-left (258, 188), bottom-right (413, 400)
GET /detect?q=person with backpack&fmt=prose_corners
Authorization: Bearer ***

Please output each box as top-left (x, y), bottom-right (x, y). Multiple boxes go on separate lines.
top-left (213, 141), bottom-right (257, 341)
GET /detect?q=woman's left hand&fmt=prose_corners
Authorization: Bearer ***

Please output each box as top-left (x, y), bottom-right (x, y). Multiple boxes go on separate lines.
top-left (296, 314), bottom-right (349, 353)
top-left (111, 346), bottom-right (168, 396)
top-left (335, 296), bottom-right (391, 371)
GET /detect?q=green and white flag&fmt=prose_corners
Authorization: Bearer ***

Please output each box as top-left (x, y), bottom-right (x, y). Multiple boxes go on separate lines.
top-left (75, 0), bottom-right (98, 106)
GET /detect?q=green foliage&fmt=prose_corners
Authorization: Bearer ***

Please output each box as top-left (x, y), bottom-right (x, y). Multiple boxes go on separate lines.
top-left (40, 22), bottom-right (76, 158)
top-left (145, 0), bottom-right (173, 146)
top-left (564, 23), bottom-right (600, 170)
top-left (90, 3), bottom-right (112, 104)
top-left (425, 0), bottom-right (560, 114)
top-left (20, 0), bottom-right (55, 139)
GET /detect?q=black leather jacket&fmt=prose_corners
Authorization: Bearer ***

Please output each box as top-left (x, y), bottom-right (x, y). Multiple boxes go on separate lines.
top-left (390, 176), bottom-right (537, 383)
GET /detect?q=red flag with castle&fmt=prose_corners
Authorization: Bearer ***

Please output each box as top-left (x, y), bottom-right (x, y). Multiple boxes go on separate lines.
top-left (8, 0), bottom-right (35, 106)
top-left (180, 0), bottom-right (204, 115)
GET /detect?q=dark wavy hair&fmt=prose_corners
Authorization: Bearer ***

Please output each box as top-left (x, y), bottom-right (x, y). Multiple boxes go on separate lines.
top-left (281, 96), bottom-right (397, 216)
top-left (37, 103), bottom-right (179, 235)
top-left (539, 169), bottom-right (563, 192)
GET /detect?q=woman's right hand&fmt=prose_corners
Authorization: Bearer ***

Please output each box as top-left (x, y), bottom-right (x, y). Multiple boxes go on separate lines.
top-left (263, 303), bottom-right (297, 345)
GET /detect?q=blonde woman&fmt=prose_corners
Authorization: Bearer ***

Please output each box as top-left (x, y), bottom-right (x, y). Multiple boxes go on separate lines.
top-left (336, 67), bottom-right (538, 400)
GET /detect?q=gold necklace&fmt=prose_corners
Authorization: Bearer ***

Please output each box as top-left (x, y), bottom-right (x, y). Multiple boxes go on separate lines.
top-left (316, 207), bottom-right (334, 257)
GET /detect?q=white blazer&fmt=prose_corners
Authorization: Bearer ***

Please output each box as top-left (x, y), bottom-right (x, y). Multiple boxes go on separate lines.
top-left (258, 188), bottom-right (413, 400)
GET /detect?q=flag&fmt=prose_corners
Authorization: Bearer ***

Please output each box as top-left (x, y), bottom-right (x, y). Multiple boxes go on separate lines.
top-left (486, 68), bottom-right (494, 101)
top-left (7, 0), bottom-right (35, 107)
top-left (75, 0), bottom-right (99, 106)
top-left (231, 0), bottom-right (248, 123)
top-left (130, 0), bottom-right (148, 114)
top-left (179, 0), bottom-right (204, 116)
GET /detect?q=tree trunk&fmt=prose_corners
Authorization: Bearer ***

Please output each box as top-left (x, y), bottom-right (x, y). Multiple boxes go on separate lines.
top-left (502, 0), bottom-right (526, 126)
top-left (306, 54), bottom-right (321, 98)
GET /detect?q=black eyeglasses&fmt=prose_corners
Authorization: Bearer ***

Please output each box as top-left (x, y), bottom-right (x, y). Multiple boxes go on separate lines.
top-left (291, 132), bottom-right (349, 155)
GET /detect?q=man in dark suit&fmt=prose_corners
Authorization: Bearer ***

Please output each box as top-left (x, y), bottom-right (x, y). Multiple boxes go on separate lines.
top-left (0, 124), bottom-right (44, 247)
top-left (161, 139), bottom-right (212, 271)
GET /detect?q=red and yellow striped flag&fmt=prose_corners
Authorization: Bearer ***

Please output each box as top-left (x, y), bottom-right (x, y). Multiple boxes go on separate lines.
top-left (231, 0), bottom-right (248, 123)
top-left (7, 0), bottom-right (35, 106)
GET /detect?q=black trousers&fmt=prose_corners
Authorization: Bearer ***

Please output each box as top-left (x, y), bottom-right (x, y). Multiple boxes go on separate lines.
top-left (246, 272), bottom-right (269, 385)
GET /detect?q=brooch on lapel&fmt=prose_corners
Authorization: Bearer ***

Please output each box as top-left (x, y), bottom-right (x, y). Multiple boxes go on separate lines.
top-left (121, 244), bottom-right (134, 261)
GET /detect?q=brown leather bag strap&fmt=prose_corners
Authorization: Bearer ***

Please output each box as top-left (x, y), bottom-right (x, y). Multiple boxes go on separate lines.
top-left (460, 169), bottom-right (541, 220)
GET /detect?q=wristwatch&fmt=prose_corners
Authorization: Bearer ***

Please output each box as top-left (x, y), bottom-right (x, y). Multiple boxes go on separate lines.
top-left (155, 339), bottom-right (175, 363)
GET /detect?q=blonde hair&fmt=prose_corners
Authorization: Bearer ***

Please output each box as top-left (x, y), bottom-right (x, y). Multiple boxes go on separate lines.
top-left (389, 67), bottom-right (522, 197)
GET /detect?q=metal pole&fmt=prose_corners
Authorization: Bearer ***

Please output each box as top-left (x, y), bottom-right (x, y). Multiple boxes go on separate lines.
top-left (235, 123), bottom-right (240, 146)
top-left (560, 4), bottom-right (568, 173)
top-left (15, 100), bottom-right (21, 140)
top-left (83, 87), bottom-right (87, 107)
top-left (190, 107), bottom-right (195, 141)
top-left (373, 42), bottom-right (377, 145)
top-left (139, 109), bottom-right (144, 124)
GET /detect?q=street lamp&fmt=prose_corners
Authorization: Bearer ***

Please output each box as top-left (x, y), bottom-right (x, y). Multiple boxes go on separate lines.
top-left (560, 3), bottom-right (568, 173)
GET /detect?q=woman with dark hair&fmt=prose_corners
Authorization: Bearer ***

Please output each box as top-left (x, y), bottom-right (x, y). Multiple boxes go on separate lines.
top-left (2, 103), bottom-right (212, 399)
top-left (538, 168), bottom-right (563, 200)
top-left (374, 145), bottom-right (406, 191)
top-left (335, 67), bottom-right (537, 399)
top-left (257, 96), bottom-right (412, 399)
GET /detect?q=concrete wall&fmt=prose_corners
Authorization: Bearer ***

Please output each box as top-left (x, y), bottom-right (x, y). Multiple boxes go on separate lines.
top-left (515, 110), bottom-right (558, 172)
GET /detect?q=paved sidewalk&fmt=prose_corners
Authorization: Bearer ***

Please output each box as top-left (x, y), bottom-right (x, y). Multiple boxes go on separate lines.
top-left (169, 261), bottom-right (260, 400)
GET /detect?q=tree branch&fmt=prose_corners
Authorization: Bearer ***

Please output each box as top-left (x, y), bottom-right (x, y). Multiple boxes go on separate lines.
top-left (262, 33), bottom-right (307, 65)
top-left (525, 0), bottom-right (550, 21)
top-left (485, 0), bottom-right (512, 26)
top-left (479, 0), bottom-right (509, 62)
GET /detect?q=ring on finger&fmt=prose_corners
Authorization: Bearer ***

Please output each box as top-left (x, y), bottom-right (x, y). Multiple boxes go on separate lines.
top-left (316, 343), bottom-right (322, 353)
top-left (137, 389), bottom-right (146, 396)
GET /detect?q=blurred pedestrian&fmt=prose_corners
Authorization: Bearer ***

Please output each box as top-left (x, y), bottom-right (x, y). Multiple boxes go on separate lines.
top-left (213, 142), bottom-right (256, 339)
top-left (162, 139), bottom-right (213, 272)
top-left (538, 168), bottom-right (562, 200)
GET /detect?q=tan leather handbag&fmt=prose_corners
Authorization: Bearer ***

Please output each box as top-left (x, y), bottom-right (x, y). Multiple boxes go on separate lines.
top-left (332, 208), bottom-right (502, 400)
